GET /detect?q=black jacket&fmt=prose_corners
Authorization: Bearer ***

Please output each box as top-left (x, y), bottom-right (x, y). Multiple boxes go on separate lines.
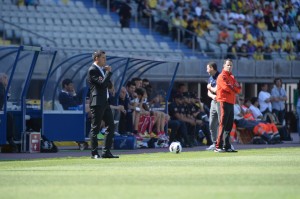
top-left (87, 64), bottom-right (112, 106)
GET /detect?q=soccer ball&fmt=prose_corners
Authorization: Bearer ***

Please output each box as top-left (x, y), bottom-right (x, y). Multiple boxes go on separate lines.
top-left (169, 142), bottom-right (182, 154)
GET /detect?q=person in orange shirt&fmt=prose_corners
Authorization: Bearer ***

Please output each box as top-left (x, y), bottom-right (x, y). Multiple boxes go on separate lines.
top-left (215, 59), bottom-right (241, 152)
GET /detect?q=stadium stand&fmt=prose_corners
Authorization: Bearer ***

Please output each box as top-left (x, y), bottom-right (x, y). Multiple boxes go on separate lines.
top-left (0, 0), bottom-right (185, 60)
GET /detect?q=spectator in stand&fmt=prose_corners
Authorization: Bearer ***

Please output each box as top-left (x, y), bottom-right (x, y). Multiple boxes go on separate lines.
top-left (264, 46), bottom-right (273, 60)
top-left (262, 2), bottom-right (273, 16)
top-left (249, 21), bottom-right (261, 39)
top-left (283, 9), bottom-right (295, 30)
top-left (195, 23), bottom-right (204, 37)
top-left (276, 12), bottom-right (285, 31)
top-left (185, 19), bottom-right (196, 48)
top-left (237, 34), bottom-right (248, 48)
top-left (247, 41), bottom-right (256, 58)
top-left (233, 27), bottom-right (243, 42)
top-left (253, 46), bottom-right (264, 60)
top-left (265, 13), bottom-right (278, 32)
top-left (286, 49), bottom-right (296, 60)
top-left (148, 0), bottom-right (157, 10)
top-left (139, 0), bottom-right (153, 25)
top-left (218, 14), bottom-right (230, 29)
top-left (226, 41), bottom-right (238, 59)
top-left (217, 27), bottom-right (230, 45)
top-left (244, 10), bottom-right (255, 24)
top-left (181, 14), bottom-right (188, 29)
top-left (282, 36), bottom-right (295, 53)
top-left (171, 13), bottom-right (182, 41)
top-left (194, 2), bottom-right (202, 17)
top-left (209, 8), bottom-right (221, 24)
top-left (238, 44), bottom-right (250, 60)
top-left (278, 39), bottom-right (283, 52)
top-left (271, 78), bottom-right (287, 124)
top-left (58, 78), bottom-right (80, 110)
top-left (199, 17), bottom-right (212, 33)
top-left (235, 10), bottom-right (246, 26)
top-left (245, 27), bottom-right (254, 43)
top-left (209, 0), bottom-right (222, 13)
top-left (254, 36), bottom-right (264, 48)
top-left (119, 0), bottom-right (132, 28)
top-left (270, 39), bottom-right (280, 52)
top-left (253, 7), bottom-right (264, 19)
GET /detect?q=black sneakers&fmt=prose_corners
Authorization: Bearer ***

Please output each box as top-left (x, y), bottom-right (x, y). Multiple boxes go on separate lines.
top-left (214, 148), bottom-right (238, 153)
top-left (101, 151), bottom-right (119, 158)
top-left (224, 148), bottom-right (238, 152)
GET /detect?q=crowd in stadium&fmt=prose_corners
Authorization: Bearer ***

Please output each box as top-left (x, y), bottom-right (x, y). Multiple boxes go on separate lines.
top-left (130, 0), bottom-right (300, 59)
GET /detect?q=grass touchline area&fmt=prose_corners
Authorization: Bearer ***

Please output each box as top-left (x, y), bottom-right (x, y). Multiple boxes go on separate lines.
top-left (0, 147), bottom-right (299, 199)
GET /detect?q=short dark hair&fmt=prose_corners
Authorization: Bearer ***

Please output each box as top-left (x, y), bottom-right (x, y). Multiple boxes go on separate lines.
top-left (207, 61), bottom-right (217, 71)
top-left (132, 77), bottom-right (142, 82)
top-left (126, 81), bottom-right (136, 87)
top-left (92, 50), bottom-right (105, 61)
top-left (250, 97), bottom-right (258, 105)
top-left (142, 78), bottom-right (149, 83)
top-left (274, 77), bottom-right (282, 84)
top-left (62, 78), bottom-right (73, 88)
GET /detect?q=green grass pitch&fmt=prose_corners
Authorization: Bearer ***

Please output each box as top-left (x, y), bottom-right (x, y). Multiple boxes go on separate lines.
top-left (0, 147), bottom-right (300, 199)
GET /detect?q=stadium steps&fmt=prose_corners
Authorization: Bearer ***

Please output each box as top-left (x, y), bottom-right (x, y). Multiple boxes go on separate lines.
top-left (78, 0), bottom-right (197, 59)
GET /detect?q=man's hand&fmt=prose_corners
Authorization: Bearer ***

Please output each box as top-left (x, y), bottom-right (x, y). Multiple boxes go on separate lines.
top-left (104, 65), bottom-right (112, 72)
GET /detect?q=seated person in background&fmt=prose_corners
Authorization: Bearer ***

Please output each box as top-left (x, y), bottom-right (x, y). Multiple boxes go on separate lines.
top-left (58, 78), bottom-right (80, 110)
top-left (118, 86), bottom-right (130, 134)
top-left (188, 92), bottom-right (213, 146)
top-left (247, 97), bottom-right (264, 121)
top-left (236, 95), bottom-right (280, 144)
top-left (168, 93), bottom-right (192, 147)
top-left (108, 84), bottom-right (126, 133)
top-left (234, 95), bottom-right (260, 130)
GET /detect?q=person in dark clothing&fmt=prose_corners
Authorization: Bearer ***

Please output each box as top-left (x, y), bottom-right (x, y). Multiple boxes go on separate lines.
top-left (168, 93), bottom-right (193, 147)
top-left (119, 0), bottom-right (132, 28)
top-left (58, 79), bottom-right (80, 110)
top-left (87, 50), bottom-right (119, 159)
